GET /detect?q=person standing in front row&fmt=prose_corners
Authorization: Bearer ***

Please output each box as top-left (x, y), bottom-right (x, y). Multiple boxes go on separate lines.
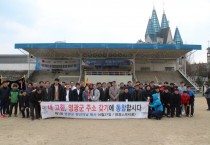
top-left (90, 84), bottom-right (100, 102)
top-left (72, 83), bottom-right (82, 101)
top-left (42, 81), bottom-right (52, 101)
top-left (99, 82), bottom-right (108, 101)
top-left (105, 82), bottom-right (111, 101)
top-left (180, 91), bottom-right (190, 117)
top-left (186, 86), bottom-right (195, 117)
top-left (20, 90), bottom-right (29, 118)
top-left (170, 89), bottom-right (181, 118)
top-left (119, 87), bottom-right (131, 101)
top-left (130, 84), bottom-right (141, 101)
top-left (0, 81), bottom-right (10, 118)
top-left (161, 87), bottom-right (171, 117)
top-left (63, 84), bottom-right (72, 102)
top-left (109, 81), bottom-right (119, 101)
top-left (82, 86), bottom-right (90, 101)
top-left (30, 88), bottom-right (43, 120)
top-left (9, 84), bottom-right (19, 117)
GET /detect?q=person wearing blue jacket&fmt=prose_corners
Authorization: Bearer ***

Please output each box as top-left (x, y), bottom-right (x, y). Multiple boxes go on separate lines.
top-left (186, 86), bottom-right (195, 117)
top-left (148, 93), bottom-right (163, 120)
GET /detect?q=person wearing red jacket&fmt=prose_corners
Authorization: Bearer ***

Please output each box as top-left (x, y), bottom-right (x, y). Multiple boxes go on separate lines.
top-left (180, 91), bottom-right (190, 117)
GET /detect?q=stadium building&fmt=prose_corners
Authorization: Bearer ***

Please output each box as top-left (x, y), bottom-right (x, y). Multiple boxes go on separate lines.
top-left (1, 9), bottom-right (201, 90)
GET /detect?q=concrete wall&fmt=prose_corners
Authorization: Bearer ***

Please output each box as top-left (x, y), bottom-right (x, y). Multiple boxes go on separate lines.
top-left (85, 75), bottom-right (132, 84)
top-left (135, 59), bottom-right (177, 71)
top-left (0, 63), bottom-right (36, 70)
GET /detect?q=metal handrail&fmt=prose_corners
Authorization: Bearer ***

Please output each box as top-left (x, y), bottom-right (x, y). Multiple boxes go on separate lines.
top-left (178, 68), bottom-right (199, 90)
top-left (85, 71), bottom-right (130, 76)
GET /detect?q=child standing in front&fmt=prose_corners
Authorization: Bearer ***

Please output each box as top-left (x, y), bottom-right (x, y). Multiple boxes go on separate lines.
top-left (9, 84), bottom-right (19, 117)
top-left (20, 90), bottom-right (29, 118)
top-left (180, 91), bottom-right (190, 117)
top-left (170, 89), bottom-right (181, 118)
top-left (186, 86), bottom-right (195, 117)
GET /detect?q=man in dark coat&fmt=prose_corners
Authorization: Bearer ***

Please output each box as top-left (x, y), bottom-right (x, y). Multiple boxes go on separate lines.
top-left (63, 84), bottom-right (73, 101)
top-left (105, 82), bottom-right (111, 101)
top-left (42, 81), bottom-right (52, 101)
top-left (130, 84), bottom-right (146, 101)
top-left (119, 87), bottom-right (131, 101)
top-left (72, 83), bottom-right (82, 101)
top-left (161, 87), bottom-right (171, 117)
top-left (0, 81), bottom-right (10, 117)
top-left (170, 89), bottom-right (181, 117)
top-left (51, 78), bottom-right (64, 101)
top-left (20, 90), bottom-right (29, 118)
top-left (29, 88), bottom-right (43, 120)
top-left (99, 82), bottom-right (109, 101)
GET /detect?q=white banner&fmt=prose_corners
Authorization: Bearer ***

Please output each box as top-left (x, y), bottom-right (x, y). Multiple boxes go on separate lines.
top-left (41, 102), bottom-right (148, 119)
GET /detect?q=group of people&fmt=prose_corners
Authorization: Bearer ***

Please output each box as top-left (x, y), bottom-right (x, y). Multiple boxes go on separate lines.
top-left (1, 78), bottom-right (210, 120)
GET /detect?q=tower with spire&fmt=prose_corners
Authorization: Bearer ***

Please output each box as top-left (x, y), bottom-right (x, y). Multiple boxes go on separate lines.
top-left (174, 27), bottom-right (183, 44)
top-left (144, 8), bottom-right (183, 44)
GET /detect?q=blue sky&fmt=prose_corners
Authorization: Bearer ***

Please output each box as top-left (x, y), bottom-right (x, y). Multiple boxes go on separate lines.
top-left (0, 0), bottom-right (209, 63)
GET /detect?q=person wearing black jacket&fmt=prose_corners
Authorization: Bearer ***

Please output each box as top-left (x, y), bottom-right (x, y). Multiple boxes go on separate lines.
top-left (142, 85), bottom-right (153, 101)
top-left (80, 81), bottom-right (85, 94)
top-left (51, 78), bottom-right (64, 101)
top-left (29, 88), bottom-right (43, 120)
top-left (161, 87), bottom-right (171, 117)
top-left (170, 89), bottom-right (181, 117)
top-left (151, 86), bottom-right (161, 103)
top-left (169, 83), bottom-right (175, 93)
top-left (99, 82), bottom-right (108, 101)
top-left (105, 82), bottom-right (111, 101)
top-left (119, 87), bottom-right (131, 101)
top-left (131, 84), bottom-right (142, 101)
top-left (63, 84), bottom-right (73, 101)
top-left (72, 83), bottom-right (82, 101)
top-left (20, 90), bottom-right (29, 118)
top-left (163, 82), bottom-right (171, 92)
top-left (42, 81), bottom-right (52, 101)
top-left (0, 81), bottom-right (10, 117)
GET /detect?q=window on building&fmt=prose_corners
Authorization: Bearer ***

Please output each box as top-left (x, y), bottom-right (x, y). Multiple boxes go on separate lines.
top-left (165, 67), bottom-right (175, 71)
top-left (141, 67), bottom-right (151, 71)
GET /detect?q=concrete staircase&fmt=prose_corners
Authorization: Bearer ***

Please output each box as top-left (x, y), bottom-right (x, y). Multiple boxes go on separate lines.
top-left (178, 68), bottom-right (200, 91)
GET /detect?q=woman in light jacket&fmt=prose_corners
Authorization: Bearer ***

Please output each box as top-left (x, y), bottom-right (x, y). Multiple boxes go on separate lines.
top-left (82, 86), bottom-right (90, 102)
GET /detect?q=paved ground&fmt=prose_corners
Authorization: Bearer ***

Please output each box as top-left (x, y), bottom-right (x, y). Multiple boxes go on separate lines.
top-left (0, 96), bottom-right (210, 145)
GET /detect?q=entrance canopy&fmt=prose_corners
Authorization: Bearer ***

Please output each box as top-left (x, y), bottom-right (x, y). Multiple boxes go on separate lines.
top-left (15, 43), bottom-right (201, 59)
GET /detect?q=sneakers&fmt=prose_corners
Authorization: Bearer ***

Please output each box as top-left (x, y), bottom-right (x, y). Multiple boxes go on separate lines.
top-left (0, 114), bottom-right (6, 118)
top-left (156, 117), bottom-right (161, 120)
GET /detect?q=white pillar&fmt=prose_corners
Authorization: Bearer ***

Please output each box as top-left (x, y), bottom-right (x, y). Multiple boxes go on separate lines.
top-left (184, 56), bottom-right (187, 75)
top-left (133, 56), bottom-right (136, 82)
top-left (79, 55), bottom-right (82, 82)
top-left (28, 54), bottom-right (30, 79)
